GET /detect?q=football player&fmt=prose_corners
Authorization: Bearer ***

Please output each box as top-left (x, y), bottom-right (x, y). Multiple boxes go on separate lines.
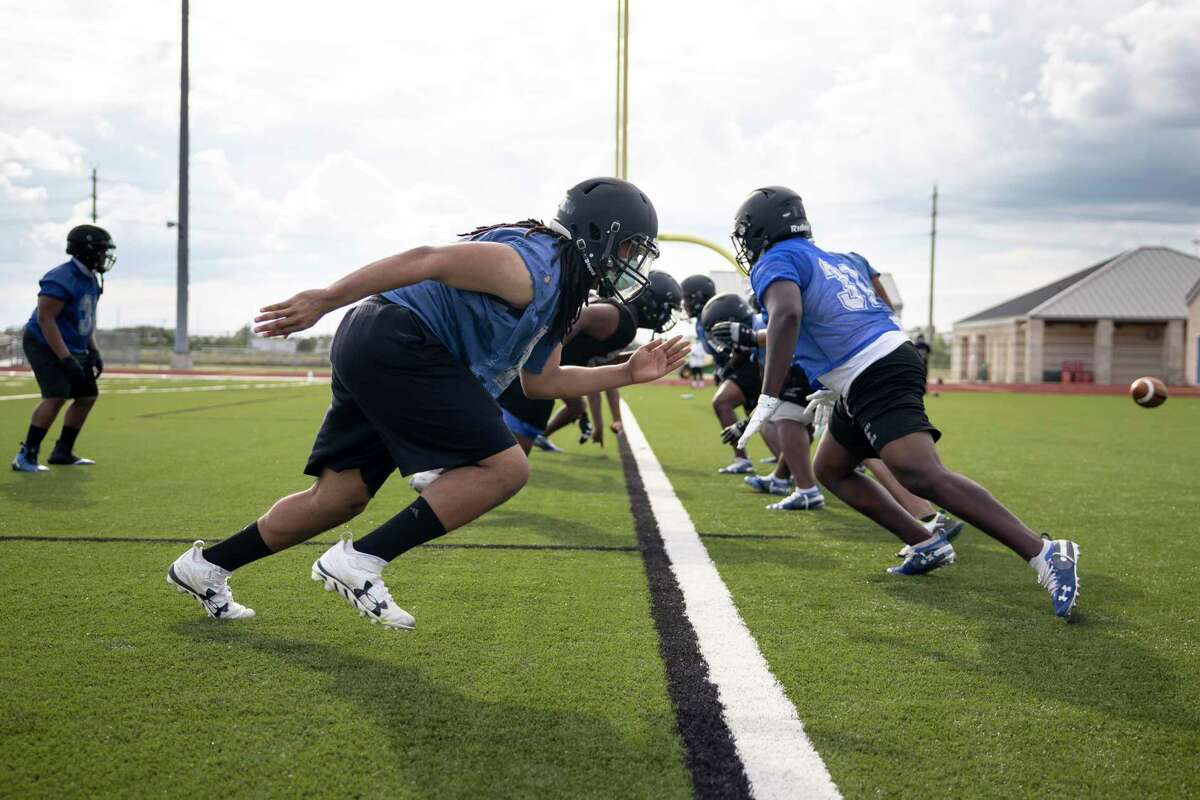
top-left (12, 225), bottom-right (113, 472)
top-left (700, 292), bottom-right (762, 475)
top-left (492, 269), bottom-right (682, 456)
top-left (166, 177), bottom-right (689, 628)
top-left (708, 295), bottom-right (823, 510)
top-left (730, 186), bottom-right (1080, 619)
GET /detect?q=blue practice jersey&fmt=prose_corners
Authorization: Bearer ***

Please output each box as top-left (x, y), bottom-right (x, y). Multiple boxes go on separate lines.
top-left (25, 259), bottom-right (101, 354)
top-left (750, 238), bottom-right (901, 385)
top-left (750, 312), bottom-right (768, 364)
top-left (694, 318), bottom-right (716, 356)
top-left (383, 227), bottom-right (563, 398)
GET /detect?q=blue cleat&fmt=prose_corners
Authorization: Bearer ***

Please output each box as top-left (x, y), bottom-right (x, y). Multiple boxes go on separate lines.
top-left (898, 511), bottom-right (965, 557)
top-left (1034, 539), bottom-right (1080, 619)
top-left (767, 486), bottom-right (825, 510)
top-left (888, 534), bottom-right (955, 575)
top-left (744, 474), bottom-right (794, 495)
top-left (718, 457), bottom-right (755, 475)
top-left (11, 444), bottom-right (49, 473)
top-left (531, 435), bottom-right (563, 453)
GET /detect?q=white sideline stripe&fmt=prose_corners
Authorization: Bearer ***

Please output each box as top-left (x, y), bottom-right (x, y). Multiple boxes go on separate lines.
top-left (621, 400), bottom-right (841, 800)
top-left (0, 381), bottom-right (321, 402)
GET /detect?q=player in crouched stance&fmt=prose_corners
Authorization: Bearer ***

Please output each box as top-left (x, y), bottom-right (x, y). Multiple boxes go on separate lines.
top-left (167, 178), bottom-right (688, 628)
top-left (730, 186), bottom-right (1079, 619)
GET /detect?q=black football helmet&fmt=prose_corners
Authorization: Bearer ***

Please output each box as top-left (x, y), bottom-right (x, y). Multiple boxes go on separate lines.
top-left (550, 177), bottom-right (659, 303)
top-left (700, 292), bottom-right (754, 336)
top-left (730, 186), bottom-right (811, 273)
top-left (745, 290), bottom-right (761, 313)
top-left (66, 224), bottom-right (116, 273)
top-left (680, 274), bottom-right (716, 319)
top-left (628, 270), bottom-right (683, 333)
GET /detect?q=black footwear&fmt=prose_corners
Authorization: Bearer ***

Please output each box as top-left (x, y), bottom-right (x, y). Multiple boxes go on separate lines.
top-left (47, 450), bottom-right (95, 465)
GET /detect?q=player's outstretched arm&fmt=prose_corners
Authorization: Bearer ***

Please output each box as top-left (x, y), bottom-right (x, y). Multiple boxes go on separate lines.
top-left (253, 242), bottom-right (532, 337)
top-left (521, 336), bottom-right (689, 399)
top-left (737, 281), bottom-right (803, 449)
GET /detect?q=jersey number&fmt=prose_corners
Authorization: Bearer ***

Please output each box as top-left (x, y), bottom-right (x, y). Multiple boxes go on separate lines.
top-left (819, 259), bottom-right (882, 312)
top-left (77, 295), bottom-right (95, 337)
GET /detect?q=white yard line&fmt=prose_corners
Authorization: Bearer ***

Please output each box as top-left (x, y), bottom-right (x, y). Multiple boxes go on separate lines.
top-left (621, 400), bottom-right (841, 800)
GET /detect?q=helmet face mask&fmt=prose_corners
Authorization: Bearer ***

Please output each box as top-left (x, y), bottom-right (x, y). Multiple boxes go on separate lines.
top-left (731, 186), bottom-right (811, 275)
top-left (629, 270), bottom-right (683, 333)
top-left (553, 177), bottom-right (659, 305)
top-left (66, 224), bottom-right (116, 274)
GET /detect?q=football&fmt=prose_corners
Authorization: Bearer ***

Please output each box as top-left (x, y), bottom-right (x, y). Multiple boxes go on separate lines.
top-left (1130, 376), bottom-right (1168, 408)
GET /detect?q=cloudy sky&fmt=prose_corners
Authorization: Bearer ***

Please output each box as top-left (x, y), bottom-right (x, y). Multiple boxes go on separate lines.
top-left (2, 0), bottom-right (1198, 336)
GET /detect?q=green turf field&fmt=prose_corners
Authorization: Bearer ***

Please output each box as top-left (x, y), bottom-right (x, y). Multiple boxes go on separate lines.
top-left (2, 377), bottom-right (1197, 798)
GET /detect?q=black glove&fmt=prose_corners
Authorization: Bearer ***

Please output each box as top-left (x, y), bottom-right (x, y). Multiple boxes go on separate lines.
top-left (721, 418), bottom-right (749, 445)
top-left (59, 355), bottom-right (88, 391)
top-left (708, 321), bottom-right (758, 350)
top-left (88, 347), bottom-right (104, 380)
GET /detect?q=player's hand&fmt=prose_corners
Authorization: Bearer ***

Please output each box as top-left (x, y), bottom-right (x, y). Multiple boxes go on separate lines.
top-left (610, 420), bottom-right (624, 437)
top-left (88, 348), bottom-right (104, 380)
top-left (254, 289), bottom-right (332, 337)
top-left (721, 418), bottom-right (748, 445)
top-left (59, 355), bottom-right (88, 390)
top-left (804, 389), bottom-right (838, 439)
top-left (708, 321), bottom-right (757, 350)
top-left (626, 336), bottom-right (689, 384)
top-left (736, 394), bottom-right (781, 450)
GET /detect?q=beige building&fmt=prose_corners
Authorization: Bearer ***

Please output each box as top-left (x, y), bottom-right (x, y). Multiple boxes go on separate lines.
top-left (1187, 279), bottom-right (1200, 385)
top-left (951, 247), bottom-right (1200, 385)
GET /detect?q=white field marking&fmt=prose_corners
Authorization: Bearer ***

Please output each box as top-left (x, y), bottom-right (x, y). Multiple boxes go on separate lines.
top-left (621, 400), bottom-right (841, 800)
top-left (0, 380), bottom-right (325, 402)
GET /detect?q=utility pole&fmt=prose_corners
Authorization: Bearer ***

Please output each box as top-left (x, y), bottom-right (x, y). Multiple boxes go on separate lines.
top-left (90, 167), bottom-right (97, 223)
top-left (928, 183), bottom-right (938, 342)
top-left (173, 0), bottom-right (191, 369)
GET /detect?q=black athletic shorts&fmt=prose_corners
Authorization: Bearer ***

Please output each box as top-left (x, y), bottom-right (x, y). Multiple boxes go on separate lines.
top-left (779, 365), bottom-right (813, 405)
top-left (728, 359), bottom-right (762, 413)
top-left (23, 329), bottom-right (98, 399)
top-left (829, 342), bottom-right (941, 462)
top-left (497, 380), bottom-right (554, 432)
top-left (304, 296), bottom-right (517, 495)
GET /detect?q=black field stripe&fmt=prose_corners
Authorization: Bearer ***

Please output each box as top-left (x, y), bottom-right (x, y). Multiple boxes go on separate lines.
top-left (0, 535), bottom-right (635, 553)
top-left (616, 435), bottom-right (753, 799)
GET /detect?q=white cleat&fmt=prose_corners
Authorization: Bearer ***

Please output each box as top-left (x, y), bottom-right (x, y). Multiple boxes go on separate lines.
top-left (166, 540), bottom-right (256, 620)
top-left (408, 468), bottom-right (444, 493)
top-left (311, 535), bottom-right (415, 631)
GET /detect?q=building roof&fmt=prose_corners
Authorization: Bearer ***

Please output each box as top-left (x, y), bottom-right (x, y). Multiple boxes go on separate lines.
top-left (956, 247), bottom-right (1200, 325)
top-left (1188, 276), bottom-right (1200, 306)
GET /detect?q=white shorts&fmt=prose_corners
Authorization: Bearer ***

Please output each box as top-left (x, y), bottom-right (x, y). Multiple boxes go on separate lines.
top-left (772, 400), bottom-right (814, 425)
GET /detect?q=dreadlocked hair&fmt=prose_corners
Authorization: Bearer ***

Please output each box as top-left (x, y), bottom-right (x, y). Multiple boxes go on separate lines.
top-left (459, 218), bottom-right (595, 342)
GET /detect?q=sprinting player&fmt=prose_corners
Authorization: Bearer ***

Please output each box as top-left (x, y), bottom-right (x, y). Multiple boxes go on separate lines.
top-left (701, 293), bottom-right (762, 475)
top-left (730, 185), bottom-right (1080, 619)
top-left (496, 269), bottom-right (681, 455)
top-left (709, 302), bottom-right (823, 510)
top-left (12, 225), bottom-right (114, 472)
top-left (540, 272), bottom-right (681, 448)
top-left (166, 177), bottom-right (689, 628)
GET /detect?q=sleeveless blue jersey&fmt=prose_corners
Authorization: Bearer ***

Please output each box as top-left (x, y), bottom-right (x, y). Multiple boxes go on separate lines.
top-left (750, 238), bottom-right (900, 383)
top-left (382, 227), bottom-right (563, 398)
top-left (25, 259), bottom-right (101, 353)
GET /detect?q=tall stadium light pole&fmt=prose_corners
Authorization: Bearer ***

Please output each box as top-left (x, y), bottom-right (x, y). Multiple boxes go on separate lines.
top-left (90, 167), bottom-right (97, 222)
top-left (928, 183), bottom-right (938, 341)
top-left (174, 0), bottom-right (191, 368)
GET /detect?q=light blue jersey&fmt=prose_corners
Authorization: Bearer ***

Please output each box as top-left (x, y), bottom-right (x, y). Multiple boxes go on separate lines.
top-left (750, 312), bottom-right (767, 364)
top-left (750, 238), bottom-right (902, 389)
top-left (383, 227), bottom-right (562, 398)
top-left (25, 259), bottom-right (101, 353)
top-left (694, 318), bottom-right (716, 356)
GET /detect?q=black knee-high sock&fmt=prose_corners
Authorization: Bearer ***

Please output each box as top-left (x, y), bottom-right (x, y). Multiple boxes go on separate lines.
top-left (204, 521), bottom-right (274, 572)
top-left (54, 425), bottom-right (81, 454)
top-left (354, 496), bottom-right (447, 562)
top-left (24, 424), bottom-right (49, 453)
